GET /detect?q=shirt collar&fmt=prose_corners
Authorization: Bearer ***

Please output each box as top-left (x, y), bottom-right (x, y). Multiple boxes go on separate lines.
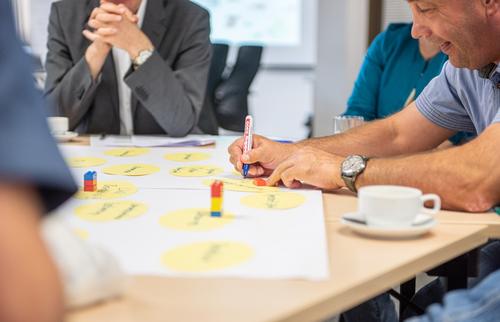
top-left (137, 0), bottom-right (148, 28)
top-left (478, 63), bottom-right (497, 79)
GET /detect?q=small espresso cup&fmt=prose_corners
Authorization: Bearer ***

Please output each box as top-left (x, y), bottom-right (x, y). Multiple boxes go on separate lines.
top-left (358, 185), bottom-right (441, 228)
top-left (47, 117), bottom-right (69, 135)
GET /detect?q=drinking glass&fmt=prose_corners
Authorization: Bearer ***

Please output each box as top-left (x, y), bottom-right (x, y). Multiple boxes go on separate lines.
top-left (333, 115), bottom-right (365, 134)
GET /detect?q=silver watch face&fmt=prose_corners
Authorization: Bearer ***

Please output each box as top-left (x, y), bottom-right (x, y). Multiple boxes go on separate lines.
top-left (342, 155), bottom-right (365, 177)
top-left (134, 50), bottom-right (153, 66)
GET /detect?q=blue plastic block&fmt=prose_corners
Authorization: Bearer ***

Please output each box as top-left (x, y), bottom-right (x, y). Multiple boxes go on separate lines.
top-left (210, 211), bottom-right (222, 217)
top-left (84, 171), bottom-right (97, 181)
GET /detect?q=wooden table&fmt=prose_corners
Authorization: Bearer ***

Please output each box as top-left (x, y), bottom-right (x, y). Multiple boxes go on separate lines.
top-left (67, 222), bottom-right (487, 322)
top-left (63, 140), bottom-right (491, 321)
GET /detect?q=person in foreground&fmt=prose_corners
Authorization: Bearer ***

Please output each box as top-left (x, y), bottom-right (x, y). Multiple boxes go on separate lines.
top-left (0, 0), bottom-right (77, 320)
top-left (229, 0), bottom-right (500, 321)
top-left (45, 0), bottom-right (211, 136)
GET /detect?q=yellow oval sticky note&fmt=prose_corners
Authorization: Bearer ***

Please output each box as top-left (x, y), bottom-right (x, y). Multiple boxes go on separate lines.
top-left (103, 164), bottom-right (160, 176)
top-left (240, 192), bottom-right (306, 210)
top-left (202, 178), bottom-right (278, 193)
top-left (161, 241), bottom-right (253, 273)
top-left (159, 208), bottom-right (234, 232)
top-left (75, 181), bottom-right (138, 200)
top-left (165, 152), bottom-right (211, 162)
top-left (75, 200), bottom-right (148, 221)
top-left (67, 157), bottom-right (107, 168)
top-left (170, 166), bottom-right (223, 177)
top-left (104, 148), bottom-right (150, 157)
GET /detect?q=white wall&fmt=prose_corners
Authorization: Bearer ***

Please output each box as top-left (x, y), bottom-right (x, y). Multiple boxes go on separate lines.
top-left (30, 0), bottom-right (52, 62)
top-left (313, 0), bottom-right (369, 137)
top-left (383, 0), bottom-right (413, 28)
top-left (249, 69), bottom-right (313, 140)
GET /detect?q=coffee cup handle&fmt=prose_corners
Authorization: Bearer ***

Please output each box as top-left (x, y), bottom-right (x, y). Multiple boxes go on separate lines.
top-left (420, 194), bottom-right (441, 215)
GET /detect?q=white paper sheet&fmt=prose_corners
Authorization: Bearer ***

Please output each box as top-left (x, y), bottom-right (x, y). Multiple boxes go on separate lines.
top-left (52, 189), bottom-right (329, 280)
top-left (56, 138), bottom-right (329, 280)
top-left (90, 135), bottom-right (216, 147)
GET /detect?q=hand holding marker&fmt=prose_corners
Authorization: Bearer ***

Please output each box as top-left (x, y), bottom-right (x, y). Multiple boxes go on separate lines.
top-left (242, 115), bottom-right (253, 177)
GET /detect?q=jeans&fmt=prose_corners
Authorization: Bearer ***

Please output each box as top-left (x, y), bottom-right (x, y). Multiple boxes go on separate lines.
top-left (341, 292), bottom-right (397, 322)
top-left (341, 240), bottom-right (500, 322)
top-left (406, 268), bottom-right (500, 322)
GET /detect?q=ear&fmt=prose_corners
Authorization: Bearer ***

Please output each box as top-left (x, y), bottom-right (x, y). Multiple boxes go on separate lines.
top-left (481, 0), bottom-right (500, 16)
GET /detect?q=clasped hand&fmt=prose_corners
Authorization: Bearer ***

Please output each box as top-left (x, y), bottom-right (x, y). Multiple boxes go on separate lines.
top-left (82, 0), bottom-right (153, 59)
top-left (228, 135), bottom-right (345, 190)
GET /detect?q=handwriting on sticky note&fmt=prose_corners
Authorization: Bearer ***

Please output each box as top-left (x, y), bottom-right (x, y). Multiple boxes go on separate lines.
top-left (103, 164), bottom-right (160, 176)
top-left (161, 241), bottom-right (253, 272)
top-left (165, 152), bottom-right (212, 162)
top-left (240, 192), bottom-right (306, 210)
top-left (75, 200), bottom-right (148, 221)
top-left (170, 166), bottom-right (223, 177)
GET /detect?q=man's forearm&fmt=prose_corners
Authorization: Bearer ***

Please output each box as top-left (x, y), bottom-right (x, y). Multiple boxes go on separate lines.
top-left (297, 117), bottom-right (404, 157)
top-left (297, 105), bottom-right (454, 158)
top-left (356, 139), bottom-right (500, 212)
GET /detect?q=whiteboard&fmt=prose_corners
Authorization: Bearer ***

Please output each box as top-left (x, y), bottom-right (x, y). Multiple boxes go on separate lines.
top-left (193, 0), bottom-right (317, 66)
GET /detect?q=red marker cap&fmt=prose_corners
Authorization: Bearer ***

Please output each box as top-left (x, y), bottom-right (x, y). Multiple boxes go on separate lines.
top-left (253, 178), bottom-right (267, 187)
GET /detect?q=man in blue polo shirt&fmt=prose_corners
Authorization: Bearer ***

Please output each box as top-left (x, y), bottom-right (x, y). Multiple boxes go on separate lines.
top-left (228, 0), bottom-right (500, 220)
top-left (228, 0), bottom-right (500, 320)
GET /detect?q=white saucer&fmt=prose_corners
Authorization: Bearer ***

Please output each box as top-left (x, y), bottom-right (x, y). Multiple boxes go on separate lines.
top-left (53, 131), bottom-right (78, 142)
top-left (341, 212), bottom-right (436, 239)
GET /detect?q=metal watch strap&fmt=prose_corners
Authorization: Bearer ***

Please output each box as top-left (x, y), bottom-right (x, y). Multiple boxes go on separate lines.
top-left (344, 174), bottom-right (358, 193)
top-left (341, 156), bottom-right (368, 193)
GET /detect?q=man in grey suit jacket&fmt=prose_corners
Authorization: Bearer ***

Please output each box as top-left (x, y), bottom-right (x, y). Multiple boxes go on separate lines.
top-left (45, 0), bottom-right (212, 136)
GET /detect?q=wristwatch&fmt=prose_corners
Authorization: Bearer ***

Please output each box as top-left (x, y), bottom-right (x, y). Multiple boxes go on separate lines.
top-left (132, 49), bottom-right (153, 69)
top-left (340, 155), bottom-right (369, 193)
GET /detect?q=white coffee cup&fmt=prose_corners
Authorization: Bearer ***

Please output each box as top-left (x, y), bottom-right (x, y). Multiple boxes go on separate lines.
top-left (358, 185), bottom-right (441, 228)
top-left (47, 117), bottom-right (69, 135)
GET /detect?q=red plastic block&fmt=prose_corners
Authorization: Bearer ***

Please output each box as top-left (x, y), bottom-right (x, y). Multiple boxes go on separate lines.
top-left (211, 180), bottom-right (223, 197)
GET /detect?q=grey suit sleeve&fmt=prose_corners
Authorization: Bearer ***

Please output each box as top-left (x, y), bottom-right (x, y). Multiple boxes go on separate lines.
top-left (125, 10), bottom-right (212, 137)
top-left (44, 3), bottom-right (100, 131)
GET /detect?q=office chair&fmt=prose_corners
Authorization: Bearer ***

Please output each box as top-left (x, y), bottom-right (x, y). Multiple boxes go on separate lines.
top-left (198, 43), bottom-right (229, 135)
top-left (214, 45), bottom-right (263, 132)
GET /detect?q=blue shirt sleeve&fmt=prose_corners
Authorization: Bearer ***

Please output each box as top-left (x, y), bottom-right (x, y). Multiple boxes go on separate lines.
top-left (416, 61), bottom-right (476, 133)
top-left (344, 29), bottom-right (386, 121)
top-left (0, 0), bottom-right (76, 212)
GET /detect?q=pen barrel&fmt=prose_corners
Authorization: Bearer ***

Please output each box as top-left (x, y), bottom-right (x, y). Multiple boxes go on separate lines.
top-left (243, 115), bottom-right (253, 153)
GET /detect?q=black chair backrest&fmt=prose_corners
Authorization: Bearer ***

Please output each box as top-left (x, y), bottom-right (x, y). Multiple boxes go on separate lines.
top-left (198, 43), bottom-right (229, 135)
top-left (214, 45), bottom-right (263, 132)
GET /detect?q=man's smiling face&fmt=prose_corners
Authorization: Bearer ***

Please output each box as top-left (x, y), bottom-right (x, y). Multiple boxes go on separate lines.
top-left (409, 0), bottom-right (499, 69)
